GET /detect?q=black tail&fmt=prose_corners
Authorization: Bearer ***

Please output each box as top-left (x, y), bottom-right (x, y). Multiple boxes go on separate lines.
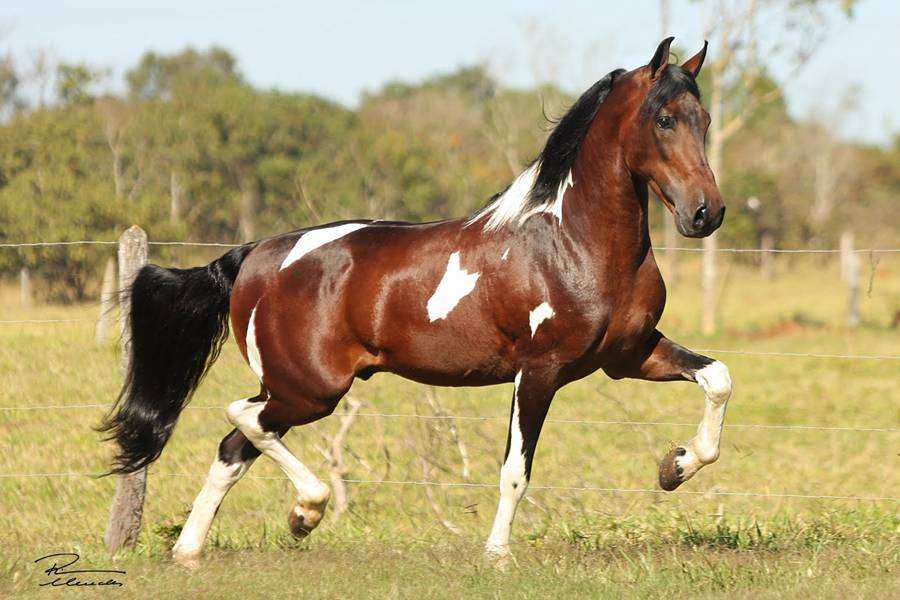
top-left (99, 244), bottom-right (254, 475)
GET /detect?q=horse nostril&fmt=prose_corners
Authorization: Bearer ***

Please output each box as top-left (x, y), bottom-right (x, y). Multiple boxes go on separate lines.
top-left (692, 204), bottom-right (708, 228)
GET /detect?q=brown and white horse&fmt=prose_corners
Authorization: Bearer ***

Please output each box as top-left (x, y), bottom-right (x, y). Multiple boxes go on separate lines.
top-left (101, 38), bottom-right (732, 568)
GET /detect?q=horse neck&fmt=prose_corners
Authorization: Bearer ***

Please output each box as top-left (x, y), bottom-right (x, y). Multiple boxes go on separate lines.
top-left (562, 133), bottom-right (652, 265)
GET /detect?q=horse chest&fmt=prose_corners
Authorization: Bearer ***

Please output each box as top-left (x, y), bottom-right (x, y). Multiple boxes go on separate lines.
top-left (561, 262), bottom-right (666, 357)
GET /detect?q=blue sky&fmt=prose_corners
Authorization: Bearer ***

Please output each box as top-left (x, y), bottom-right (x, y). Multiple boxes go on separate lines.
top-left (4, 0), bottom-right (898, 144)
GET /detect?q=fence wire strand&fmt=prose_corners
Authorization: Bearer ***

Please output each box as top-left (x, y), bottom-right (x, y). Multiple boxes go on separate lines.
top-left (0, 471), bottom-right (895, 502)
top-left (2, 240), bottom-right (899, 253)
top-left (2, 236), bottom-right (898, 497)
top-left (0, 403), bottom-right (895, 433)
top-left (0, 318), bottom-right (92, 324)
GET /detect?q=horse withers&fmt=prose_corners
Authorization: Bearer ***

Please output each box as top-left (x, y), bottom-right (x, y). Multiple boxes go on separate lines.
top-left (100, 37), bottom-right (731, 568)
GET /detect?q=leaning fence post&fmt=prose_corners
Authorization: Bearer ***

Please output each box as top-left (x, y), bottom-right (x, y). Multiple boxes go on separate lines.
top-left (95, 257), bottom-right (117, 345)
top-left (840, 231), bottom-right (860, 328)
top-left (105, 225), bottom-right (149, 554)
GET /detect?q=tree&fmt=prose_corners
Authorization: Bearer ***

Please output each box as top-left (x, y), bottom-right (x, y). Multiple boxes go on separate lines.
top-left (696, 0), bottom-right (855, 335)
top-left (56, 63), bottom-right (101, 106)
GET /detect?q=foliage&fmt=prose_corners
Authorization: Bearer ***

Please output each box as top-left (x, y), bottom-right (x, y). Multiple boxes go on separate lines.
top-left (0, 46), bottom-right (897, 298)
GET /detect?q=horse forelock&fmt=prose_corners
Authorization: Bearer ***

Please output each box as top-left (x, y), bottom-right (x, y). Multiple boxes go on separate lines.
top-left (641, 64), bottom-right (701, 117)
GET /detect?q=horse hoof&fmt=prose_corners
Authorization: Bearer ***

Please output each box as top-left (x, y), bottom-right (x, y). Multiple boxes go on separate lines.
top-left (658, 447), bottom-right (687, 491)
top-left (288, 498), bottom-right (328, 538)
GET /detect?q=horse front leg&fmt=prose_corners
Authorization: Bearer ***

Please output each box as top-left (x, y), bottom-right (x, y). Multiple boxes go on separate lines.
top-left (485, 369), bottom-right (556, 563)
top-left (609, 331), bottom-right (733, 491)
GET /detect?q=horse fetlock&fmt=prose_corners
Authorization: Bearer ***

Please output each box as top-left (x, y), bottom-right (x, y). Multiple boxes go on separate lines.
top-left (307, 482), bottom-right (331, 506)
top-left (695, 446), bottom-right (720, 465)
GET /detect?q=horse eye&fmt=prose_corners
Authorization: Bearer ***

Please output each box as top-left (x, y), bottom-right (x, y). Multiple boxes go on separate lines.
top-left (655, 116), bottom-right (675, 130)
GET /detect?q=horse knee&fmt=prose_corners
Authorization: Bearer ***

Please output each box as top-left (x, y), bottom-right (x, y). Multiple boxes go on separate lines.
top-left (695, 361), bottom-right (732, 404)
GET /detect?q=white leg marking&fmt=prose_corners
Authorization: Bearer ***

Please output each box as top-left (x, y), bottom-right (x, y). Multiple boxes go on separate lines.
top-left (226, 399), bottom-right (330, 532)
top-left (501, 247), bottom-right (510, 261)
top-left (245, 305), bottom-right (264, 381)
top-left (528, 302), bottom-right (555, 338)
top-left (486, 372), bottom-right (528, 557)
top-left (426, 252), bottom-right (481, 321)
top-left (676, 361), bottom-right (733, 478)
top-left (173, 456), bottom-right (253, 565)
top-left (227, 399), bottom-right (329, 501)
top-left (279, 222), bottom-right (368, 270)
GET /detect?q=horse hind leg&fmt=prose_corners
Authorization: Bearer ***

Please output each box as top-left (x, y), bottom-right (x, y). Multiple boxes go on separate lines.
top-left (172, 418), bottom-right (280, 568)
top-left (226, 393), bottom-right (337, 539)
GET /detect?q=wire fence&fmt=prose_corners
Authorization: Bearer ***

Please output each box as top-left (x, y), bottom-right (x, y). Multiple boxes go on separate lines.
top-left (1, 237), bottom-right (898, 504)
top-left (2, 239), bottom-right (900, 252)
top-left (0, 403), bottom-right (895, 433)
top-left (0, 471), bottom-right (895, 502)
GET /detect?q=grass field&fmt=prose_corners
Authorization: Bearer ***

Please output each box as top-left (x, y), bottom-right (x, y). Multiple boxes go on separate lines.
top-left (1, 252), bottom-right (898, 598)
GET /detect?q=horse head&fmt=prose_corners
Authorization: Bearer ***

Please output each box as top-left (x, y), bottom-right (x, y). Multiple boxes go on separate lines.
top-left (621, 37), bottom-right (725, 238)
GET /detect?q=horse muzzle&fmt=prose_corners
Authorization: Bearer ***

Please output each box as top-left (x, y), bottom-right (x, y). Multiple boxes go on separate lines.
top-left (676, 201), bottom-right (725, 238)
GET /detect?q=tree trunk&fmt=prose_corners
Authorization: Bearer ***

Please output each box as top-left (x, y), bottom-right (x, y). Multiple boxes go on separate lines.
top-left (111, 148), bottom-right (124, 199)
top-left (19, 267), bottom-right (32, 308)
top-left (169, 170), bottom-right (184, 225)
top-left (239, 176), bottom-right (258, 243)
top-left (659, 0), bottom-right (678, 287)
top-left (811, 136), bottom-right (835, 226)
top-left (760, 231), bottom-right (774, 280)
top-left (702, 65), bottom-right (724, 337)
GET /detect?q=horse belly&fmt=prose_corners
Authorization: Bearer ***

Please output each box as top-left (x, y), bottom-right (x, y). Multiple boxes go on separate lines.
top-left (378, 324), bottom-right (513, 386)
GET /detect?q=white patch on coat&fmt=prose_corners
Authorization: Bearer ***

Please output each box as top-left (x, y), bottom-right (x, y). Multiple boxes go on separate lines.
top-left (528, 302), bottom-right (555, 337)
top-left (501, 248), bottom-right (510, 261)
top-left (426, 252), bottom-right (481, 321)
top-left (485, 371), bottom-right (528, 556)
top-left (467, 163), bottom-right (574, 232)
top-left (246, 305), bottom-right (264, 381)
top-left (279, 222), bottom-right (368, 271)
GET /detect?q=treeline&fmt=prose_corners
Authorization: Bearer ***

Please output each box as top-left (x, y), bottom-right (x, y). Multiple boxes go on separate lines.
top-left (0, 47), bottom-right (896, 299)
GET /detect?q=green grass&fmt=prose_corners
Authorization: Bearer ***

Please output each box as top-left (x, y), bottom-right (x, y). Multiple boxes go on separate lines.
top-left (1, 253), bottom-right (898, 598)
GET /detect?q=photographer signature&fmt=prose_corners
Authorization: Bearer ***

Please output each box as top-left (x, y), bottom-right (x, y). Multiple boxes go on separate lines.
top-left (34, 553), bottom-right (125, 588)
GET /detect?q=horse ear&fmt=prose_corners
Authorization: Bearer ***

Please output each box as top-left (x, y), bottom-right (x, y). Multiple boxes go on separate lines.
top-left (681, 41), bottom-right (708, 78)
top-left (649, 37), bottom-right (675, 80)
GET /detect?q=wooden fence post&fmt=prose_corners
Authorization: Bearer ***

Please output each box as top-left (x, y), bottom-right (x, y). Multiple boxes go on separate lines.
top-left (105, 225), bottom-right (149, 554)
top-left (95, 257), bottom-right (117, 345)
top-left (840, 231), bottom-right (860, 328)
top-left (19, 267), bottom-right (32, 308)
